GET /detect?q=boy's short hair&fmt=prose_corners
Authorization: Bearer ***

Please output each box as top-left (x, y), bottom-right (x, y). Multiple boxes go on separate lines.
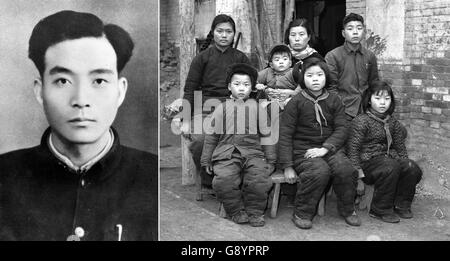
top-left (29, 10), bottom-right (134, 76)
top-left (225, 63), bottom-right (258, 90)
top-left (342, 13), bottom-right (364, 28)
top-left (268, 44), bottom-right (292, 62)
top-left (294, 57), bottom-right (330, 90)
top-left (361, 80), bottom-right (396, 115)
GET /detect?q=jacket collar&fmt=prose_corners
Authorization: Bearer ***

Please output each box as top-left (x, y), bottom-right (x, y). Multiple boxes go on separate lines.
top-left (37, 127), bottom-right (123, 182)
top-left (344, 41), bottom-right (362, 54)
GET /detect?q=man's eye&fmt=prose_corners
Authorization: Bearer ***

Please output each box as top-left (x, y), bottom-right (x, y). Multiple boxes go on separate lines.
top-left (54, 78), bottom-right (70, 87)
top-left (94, 79), bottom-right (108, 85)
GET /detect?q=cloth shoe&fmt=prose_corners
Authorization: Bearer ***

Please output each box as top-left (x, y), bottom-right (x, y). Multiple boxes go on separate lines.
top-left (344, 211), bottom-right (361, 226)
top-left (369, 210), bottom-right (400, 223)
top-left (394, 207), bottom-right (413, 219)
top-left (249, 215), bottom-right (265, 227)
top-left (292, 214), bottom-right (312, 229)
top-left (231, 211), bottom-right (249, 224)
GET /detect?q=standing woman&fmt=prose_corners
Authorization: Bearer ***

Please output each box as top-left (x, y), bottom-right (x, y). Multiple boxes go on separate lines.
top-left (284, 18), bottom-right (323, 67)
top-left (174, 14), bottom-right (251, 187)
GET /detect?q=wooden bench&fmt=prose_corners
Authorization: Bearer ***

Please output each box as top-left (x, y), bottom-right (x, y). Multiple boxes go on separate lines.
top-left (218, 171), bottom-right (374, 219)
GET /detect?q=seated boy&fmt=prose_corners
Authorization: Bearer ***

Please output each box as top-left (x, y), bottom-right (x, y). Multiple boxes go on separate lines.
top-left (201, 63), bottom-right (276, 227)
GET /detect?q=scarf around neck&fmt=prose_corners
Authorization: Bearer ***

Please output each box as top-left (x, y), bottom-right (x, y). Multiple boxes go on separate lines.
top-left (367, 109), bottom-right (392, 155)
top-left (289, 45), bottom-right (317, 61)
top-left (301, 89), bottom-right (329, 136)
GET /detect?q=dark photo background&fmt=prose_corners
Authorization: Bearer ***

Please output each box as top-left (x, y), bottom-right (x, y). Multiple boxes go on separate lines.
top-left (0, 0), bottom-right (158, 155)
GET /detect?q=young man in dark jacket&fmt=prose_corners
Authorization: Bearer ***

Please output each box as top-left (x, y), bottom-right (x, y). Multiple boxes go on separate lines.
top-left (0, 10), bottom-right (157, 241)
top-left (325, 13), bottom-right (379, 121)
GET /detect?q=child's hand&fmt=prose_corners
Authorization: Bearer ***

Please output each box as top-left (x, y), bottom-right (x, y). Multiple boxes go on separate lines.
top-left (284, 167), bottom-right (297, 184)
top-left (265, 88), bottom-right (276, 96)
top-left (205, 165), bottom-right (213, 175)
top-left (304, 148), bottom-right (329, 159)
top-left (256, 83), bottom-right (266, 90)
top-left (357, 179), bottom-right (365, 196)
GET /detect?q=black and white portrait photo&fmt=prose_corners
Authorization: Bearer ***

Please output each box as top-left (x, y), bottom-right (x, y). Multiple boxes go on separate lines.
top-left (0, 0), bottom-right (158, 241)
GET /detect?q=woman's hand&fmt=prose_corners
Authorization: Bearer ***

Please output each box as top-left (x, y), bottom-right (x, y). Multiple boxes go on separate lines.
top-left (168, 98), bottom-right (183, 112)
top-left (284, 167), bottom-right (297, 184)
top-left (304, 147), bottom-right (329, 159)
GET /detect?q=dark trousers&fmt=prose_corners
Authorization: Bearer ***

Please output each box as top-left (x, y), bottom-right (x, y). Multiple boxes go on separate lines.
top-left (362, 156), bottom-right (422, 215)
top-left (292, 150), bottom-right (357, 219)
top-left (189, 134), bottom-right (213, 187)
top-left (212, 151), bottom-right (273, 217)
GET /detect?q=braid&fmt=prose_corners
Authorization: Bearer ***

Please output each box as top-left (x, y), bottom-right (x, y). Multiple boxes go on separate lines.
top-left (200, 31), bottom-right (214, 52)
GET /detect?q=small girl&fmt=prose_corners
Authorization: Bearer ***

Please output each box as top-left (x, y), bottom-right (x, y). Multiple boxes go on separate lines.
top-left (347, 80), bottom-right (423, 223)
top-left (278, 57), bottom-right (360, 229)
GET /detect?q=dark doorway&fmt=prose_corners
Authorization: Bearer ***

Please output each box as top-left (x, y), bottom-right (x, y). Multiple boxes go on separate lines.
top-left (295, 0), bottom-right (346, 57)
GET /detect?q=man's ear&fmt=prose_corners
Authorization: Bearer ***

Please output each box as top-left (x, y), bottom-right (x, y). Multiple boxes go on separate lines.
top-left (341, 29), bottom-right (346, 39)
top-left (33, 78), bottom-right (44, 106)
top-left (117, 77), bottom-right (128, 107)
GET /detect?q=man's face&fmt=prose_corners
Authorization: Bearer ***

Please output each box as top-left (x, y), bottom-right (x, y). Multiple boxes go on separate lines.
top-left (34, 37), bottom-right (127, 145)
top-left (342, 20), bottom-right (364, 45)
top-left (270, 52), bottom-right (291, 73)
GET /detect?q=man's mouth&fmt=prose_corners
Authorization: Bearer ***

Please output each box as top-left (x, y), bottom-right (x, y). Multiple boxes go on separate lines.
top-left (68, 117), bottom-right (95, 123)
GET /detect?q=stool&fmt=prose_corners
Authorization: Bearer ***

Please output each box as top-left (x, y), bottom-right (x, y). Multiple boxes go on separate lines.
top-left (358, 185), bottom-right (374, 211)
top-left (268, 170), bottom-right (329, 218)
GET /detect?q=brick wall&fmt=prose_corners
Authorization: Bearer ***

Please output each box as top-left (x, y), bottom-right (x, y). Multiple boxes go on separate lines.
top-left (403, 0), bottom-right (450, 149)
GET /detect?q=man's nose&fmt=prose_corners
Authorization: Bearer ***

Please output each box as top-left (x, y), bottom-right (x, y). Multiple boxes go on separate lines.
top-left (71, 83), bottom-right (91, 108)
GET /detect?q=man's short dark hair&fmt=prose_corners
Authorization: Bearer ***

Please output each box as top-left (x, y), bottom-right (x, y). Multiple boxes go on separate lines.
top-left (28, 10), bottom-right (134, 76)
top-left (342, 13), bottom-right (365, 28)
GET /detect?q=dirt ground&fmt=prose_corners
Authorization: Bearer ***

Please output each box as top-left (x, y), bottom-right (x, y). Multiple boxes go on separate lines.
top-left (160, 120), bottom-right (450, 241)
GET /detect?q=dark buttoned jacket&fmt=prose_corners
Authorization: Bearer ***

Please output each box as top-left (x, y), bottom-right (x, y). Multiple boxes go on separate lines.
top-left (0, 128), bottom-right (157, 241)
